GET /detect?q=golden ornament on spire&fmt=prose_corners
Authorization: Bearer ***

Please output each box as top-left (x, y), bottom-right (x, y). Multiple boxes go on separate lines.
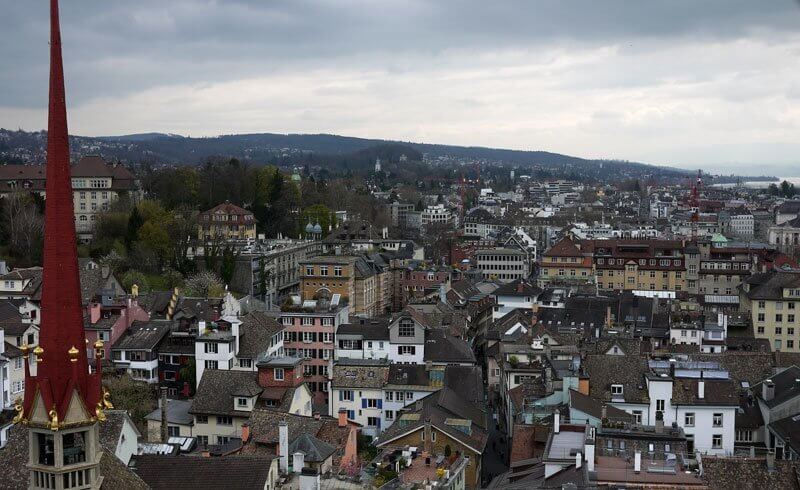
top-left (48, 407), bottom-right (59, 431)
top-left (33, 345), bottom-right (44, 363)
top-left (12, 399), bottom-right (25, 425)
top-left (68, 345), bottom-right (79, 362)
top-left (102, 389), bottom-right (114, 410)
top-left (95, 402), bottom-right (106, 422)
top-left (20, 343), bottom-right (30, 359)
top-left (93, 338), bottom-right (104, 351)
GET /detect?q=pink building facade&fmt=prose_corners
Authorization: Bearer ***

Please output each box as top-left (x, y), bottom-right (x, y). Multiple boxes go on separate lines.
top-left (279, 304), bottom-right (349, 404)
top-left (84, 297), bottom-right (150, 362)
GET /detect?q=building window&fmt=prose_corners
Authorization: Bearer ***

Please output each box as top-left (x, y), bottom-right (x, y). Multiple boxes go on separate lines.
top-left (204, 360), bottom-right (218, 370)
top-left (776, 314), bottom-right (784, 323)
top-left (239, 358), bottom-right (252, 369)
top-left (305, 266), bottom-right (314, 275)
top-left (685, 413), bottom-right (695, 427)
top-left (237, 397), bottom-right (248, 407)
top-left (398, 320), bottom-right (415, 337)
top-left (204, 343), bottom-right (218, 354)
top-left (757, 313), bottom-right (765, 322)
top-left (758, 301), bottom-right (766, 309)
top-left (274, 368), bottom-right (284, 381)
top-left (712, 434), bottom-right (722, 449)
top-left (713, 413), bottom-right (723, 427)
top-left (398, 345), bottom-right (416, 356)
top-left (340, 390), bottom-right (354, 402)
top-left (632, 410), bottom-right (642, 424)
top-left (217, 416), bottom-right (233, 426)
top-left (385, 410), bottom-right (394, 420)
top-left (656, 399), bottom-right (665, 412)
top-left (197, 436), bottom-right (208, 446)
top-left (736, 429), bottom-right (753, 442)
top-left (611, 384), bottom-right (623, 397)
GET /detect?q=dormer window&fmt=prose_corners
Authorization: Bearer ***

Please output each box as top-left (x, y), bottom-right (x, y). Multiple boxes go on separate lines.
top-left (611, 384), bottom-right (624, 397)
top-left (398, 319), bottom-right (415, 337)
top-left (237, 397), bottom-right (248, 408)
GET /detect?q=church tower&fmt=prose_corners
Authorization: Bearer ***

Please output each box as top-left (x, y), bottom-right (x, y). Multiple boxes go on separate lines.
top-left (13, 1), bottom-right (110, 488)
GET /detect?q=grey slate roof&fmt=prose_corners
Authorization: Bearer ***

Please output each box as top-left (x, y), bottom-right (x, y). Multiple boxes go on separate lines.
top-left (753, 365), bottom-right (800, 408)
top-left (336, 319), bottom-right (391, 340)
top-left (331, 359), bottom-right (389, 389)
top-left (288, 432), bottom-right (337, 463)
top-left (237, 311), bottom-right (282, 358)
top-left (145, 399), bottom-right (194, 426)
top-left (112, 321), bottom-right (171, 351)
top-left (190, 370), bottom-right (262, 416)
top-left (132, 455), bottom-right (275, 490)
top-left (423, 328), bottom-right (475, 364)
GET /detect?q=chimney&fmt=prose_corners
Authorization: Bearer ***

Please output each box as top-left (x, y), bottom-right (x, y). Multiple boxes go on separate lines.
top-left (669, 359), bottom-right (676, 378)
top-left (605, 306), bottom-right (612, 327)
top-left (241, 423), bottom-right (250, 443)
top-left (314, 412), bottom-right (321, 420)
top-left (601, 404), bottom-right (607, 420)
top-left (293, 451), bottom-right (305, 474)
top-left (517, 281), bottom-right (524, 293)
top-left (634, 451), bottom-right (641, 473)
top-left (584, 432), bottom-right (595, 472)
top-left (279, 420), bottom-right (289, 473)
top-left (655, 417), bottom-right (664, 434)
top-left (766, 449), bottom-right (776, 473)
top-left (763, 380), bottom-right (775, 401)
top-left (160, 387), bottom-right (169, 443)
top-left (575, 451), bottom-right (582, 469)
top-left (554, 412), bottom-right (560, 434)
top-left (338, 408), bottom-right (347, 428)
top-left (698, 380), bottom-right (705, 400)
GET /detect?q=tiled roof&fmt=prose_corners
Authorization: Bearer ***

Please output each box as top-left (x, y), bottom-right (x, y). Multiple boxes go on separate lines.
top-left (336, 319), bottom-right (390, 340)
top-left (423, 328), bottom-right (475, 364)
top-left (237, 311), bottom-right (282, 358)
top-left (111, 321), bottom-right (171, 351)
top-left (753, 365), bottom-right (800, 408)
top-left (190, 370), bottom-right (262, 416)
top-left (701, 457), bottom-right (800, 490)
top-left (745, 271), bottom-right (800, 300)
top-left (331, 359), bottom-right (389, 389)
top-left (288, 432), bottom-right (337, 463)
top-left (671, 378), bottom-right (738, 406)
top-left (145, 399), bottom-right (194, 426)
top-left (569, 389), bottom-right (632, 421)
top-left (543, 237), bottom-right (582, 257)
top-left (131, 455), bottom-right (275, 490)
top-left (585, 354), bottom-right (649, 403)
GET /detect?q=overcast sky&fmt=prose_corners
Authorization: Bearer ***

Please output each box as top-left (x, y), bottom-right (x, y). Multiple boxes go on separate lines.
top-left (2, 1), bottom-right (800, 174)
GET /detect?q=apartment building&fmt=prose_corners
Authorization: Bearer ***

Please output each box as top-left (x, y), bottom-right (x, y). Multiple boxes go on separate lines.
top-left (279, 300), bottom-right (349, 403)
top-left (475, 248), bottom-right (529, 283)
top-left (300, 255), bottom-right (389, 317)
top-left (539, 238), bottom-right (594, 285)
top-left (420, 204), bottom-right (453, 227)
top-left (590, 239), bottom-right (686, 293)
top-left (197, 201), bottom-right (257, 241)
top-left (741, 271), bottom-right (800, 352)
top-left (0, 155), bottom-right (140, 239)
top-left (329, 359), bottom-right (390, 438)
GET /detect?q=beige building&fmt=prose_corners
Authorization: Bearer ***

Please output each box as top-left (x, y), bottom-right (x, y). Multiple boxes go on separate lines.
top-left (0, 155), bottom-right (140, 239)
top-left (197, 202), bottom-right (257, 241)
top-left (742, 271), bottom-right (800, 352)
top-left (300, 255), bottom-right (390, 317)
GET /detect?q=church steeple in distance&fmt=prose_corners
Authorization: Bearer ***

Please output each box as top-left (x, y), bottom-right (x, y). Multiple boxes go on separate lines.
top-left (14, 2), bottom-right (110, 487)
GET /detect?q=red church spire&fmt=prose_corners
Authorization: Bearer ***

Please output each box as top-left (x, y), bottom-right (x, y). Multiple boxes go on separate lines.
top-left (19, 0), bottom-right (104, 427)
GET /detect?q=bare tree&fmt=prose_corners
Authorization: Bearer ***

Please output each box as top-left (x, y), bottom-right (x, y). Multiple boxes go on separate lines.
top-left (2, 192), bottom-right (44, 266)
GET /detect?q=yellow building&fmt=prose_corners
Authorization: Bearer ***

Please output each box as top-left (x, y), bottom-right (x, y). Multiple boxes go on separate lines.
top-left (197, 202), bottom-right (256, 240)
top-left (539, 237), bottom-right (594, 284)
top-left (590, 239), bottom-right (686, 293)
top-left (742, 271), bottom-right (800, 352)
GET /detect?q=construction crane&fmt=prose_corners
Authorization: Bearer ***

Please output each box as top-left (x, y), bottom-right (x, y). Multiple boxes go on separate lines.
top-left (690, 170), bottom-right (702, 241)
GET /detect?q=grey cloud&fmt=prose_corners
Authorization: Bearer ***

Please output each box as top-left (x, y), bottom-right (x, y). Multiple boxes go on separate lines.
top-left (2, 0), bottom-right (799, 108)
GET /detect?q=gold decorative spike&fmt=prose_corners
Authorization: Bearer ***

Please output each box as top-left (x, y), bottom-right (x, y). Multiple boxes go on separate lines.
top-left (48, 407), bottom-right (59, 431)
top-left (102, 389), bottom-right (114, 409)
top-left (93, 339), bottom-right (104, 355)
top-left (33, 345), bottom-right (44, 363)
top-left (12, 399), bottom-right (24, 424)
top-left (95, 402), bottom-right (106, 422)
top-left (68, 345), bottom-right (79, 362)
top-left (20, 343), bottom-right (30, 359)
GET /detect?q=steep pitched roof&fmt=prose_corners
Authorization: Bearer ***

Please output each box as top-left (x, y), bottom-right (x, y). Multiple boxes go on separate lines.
top-left (132, 455), bottom-right (275, 490)
top-left (190, 370), bottom-right (262, 416)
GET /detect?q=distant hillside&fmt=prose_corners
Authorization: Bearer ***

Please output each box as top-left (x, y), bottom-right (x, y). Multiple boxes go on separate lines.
top-left (0, 128), bottom-right (690, 181)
